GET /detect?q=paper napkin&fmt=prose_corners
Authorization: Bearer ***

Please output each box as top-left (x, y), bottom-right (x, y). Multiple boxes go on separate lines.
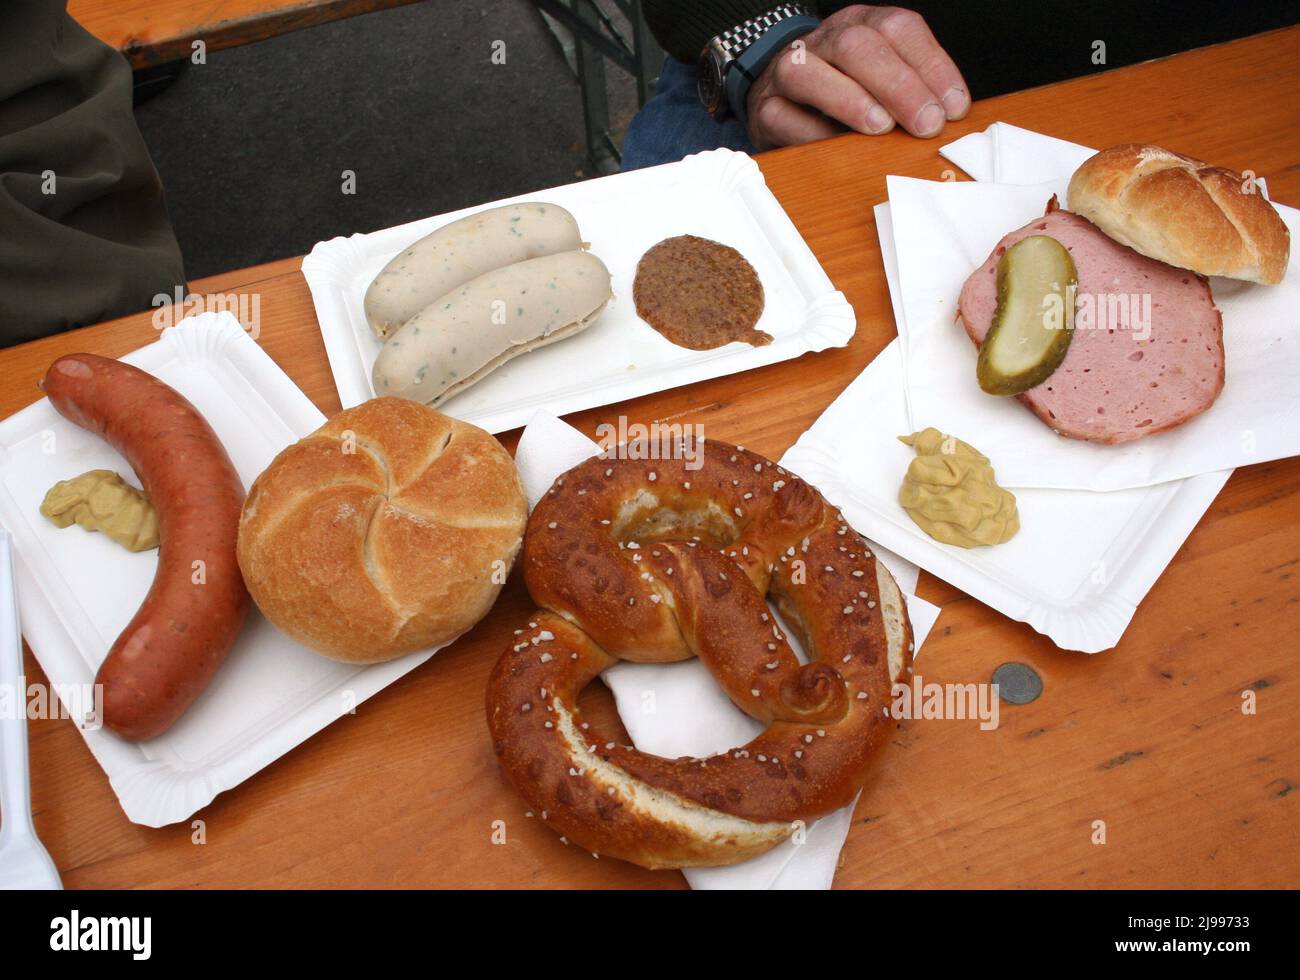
top-left (828, 197), bottom-right (1231, 653)
top-left (940, 121), bottom-right (1093, 184)
top-left (884, 126), bottom-right (1299, 491)
top-left (513, 411), bottom-right (941, 889)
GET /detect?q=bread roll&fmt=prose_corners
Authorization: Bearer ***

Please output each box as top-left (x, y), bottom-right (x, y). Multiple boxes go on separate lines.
top-left (1068, 144), bottom-right (1290, 285)
top-left (237, 398), bottom-right (527, 663)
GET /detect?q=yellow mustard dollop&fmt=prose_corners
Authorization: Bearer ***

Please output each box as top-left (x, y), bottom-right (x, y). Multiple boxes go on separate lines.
top-left (897, 428), bottom-right (1019, 548)
top-left (40, 469), bottom-right (159, 553)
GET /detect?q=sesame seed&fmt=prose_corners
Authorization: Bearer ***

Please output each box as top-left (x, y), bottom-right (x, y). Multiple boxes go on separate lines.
top-left (751, 688), bottom-right (760, 697)
top-left (540, 652), bottom-right (553, 663)
top-left (648, 472), bottom-right (657, 482)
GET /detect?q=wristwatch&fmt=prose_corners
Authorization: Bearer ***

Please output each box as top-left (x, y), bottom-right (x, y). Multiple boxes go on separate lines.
top-left (697, 3), bottom-right (821, 127)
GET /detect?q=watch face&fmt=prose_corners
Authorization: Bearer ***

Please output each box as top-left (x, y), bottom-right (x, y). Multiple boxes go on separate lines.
top-left (697, 51), bottom-right (725, 116)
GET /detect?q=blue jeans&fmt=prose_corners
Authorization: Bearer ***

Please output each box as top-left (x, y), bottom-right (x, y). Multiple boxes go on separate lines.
top-left (621, 57), bottom-right (759, 171)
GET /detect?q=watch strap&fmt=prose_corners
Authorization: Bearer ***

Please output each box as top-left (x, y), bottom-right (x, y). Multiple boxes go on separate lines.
top-left (724, 13), bottom-right (821, 128)
top-left (711, 2), bottom-right (816, 61)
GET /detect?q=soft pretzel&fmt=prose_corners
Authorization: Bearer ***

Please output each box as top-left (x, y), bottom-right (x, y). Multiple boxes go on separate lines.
top-left (486, 441), bottom-right (913, 869)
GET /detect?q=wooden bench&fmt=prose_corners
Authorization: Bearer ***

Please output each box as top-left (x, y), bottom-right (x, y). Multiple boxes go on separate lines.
top-left (67, 0), bottom-right (663, 171)
top-left (68, 0), bottom-right (423, 68)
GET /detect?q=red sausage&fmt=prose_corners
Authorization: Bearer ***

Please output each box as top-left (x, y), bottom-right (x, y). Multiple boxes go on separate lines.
top-left (43, 354), bottom-right (250, 741)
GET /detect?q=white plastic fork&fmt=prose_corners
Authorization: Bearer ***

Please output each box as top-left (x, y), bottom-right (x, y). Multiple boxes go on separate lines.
top-left (0, 531), bottom-right (61, 890)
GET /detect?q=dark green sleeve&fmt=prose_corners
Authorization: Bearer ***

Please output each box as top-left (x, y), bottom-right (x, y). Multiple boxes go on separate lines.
top-left (0, 1), bottom-right (185, 347)
top-left (642, 0), bottom-right (827, 63)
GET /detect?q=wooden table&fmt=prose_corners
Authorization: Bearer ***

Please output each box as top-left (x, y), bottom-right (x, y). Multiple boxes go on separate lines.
top-left (4, 28), bottom-right (1298, 889)
top-left (68, 0), bottom-right (423, 68)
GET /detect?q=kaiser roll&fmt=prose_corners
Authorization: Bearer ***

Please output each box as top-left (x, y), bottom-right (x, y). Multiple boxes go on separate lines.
top-left (1068, 143), bottom-right (1290, 285)
top-left (237, 398), bottom-right (527, 663)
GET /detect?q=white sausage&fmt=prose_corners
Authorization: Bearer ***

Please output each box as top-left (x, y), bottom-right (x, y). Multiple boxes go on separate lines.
top-left (372, 251), bottom-right (612, 407)
top-left (363, 202), bottom-right (583, 338)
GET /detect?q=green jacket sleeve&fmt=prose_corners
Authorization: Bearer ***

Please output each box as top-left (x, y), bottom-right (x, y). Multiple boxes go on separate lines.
top-left (0, 1), bottom-right (185, 347)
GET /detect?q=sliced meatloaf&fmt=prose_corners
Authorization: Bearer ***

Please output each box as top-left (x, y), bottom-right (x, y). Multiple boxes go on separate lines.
top-left (957, 200), bottom-right (1224, 444)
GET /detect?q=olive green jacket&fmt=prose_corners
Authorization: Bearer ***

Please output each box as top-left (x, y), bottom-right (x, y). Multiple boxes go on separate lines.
top-left (0, 1), bottom-right (184, 346)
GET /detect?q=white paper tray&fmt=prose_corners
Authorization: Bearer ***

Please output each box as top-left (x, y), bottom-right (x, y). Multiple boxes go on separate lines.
top-left (301, 148), bottom-right (855, 431)
top-left (783, 338), bottom-right (1230, 653)
top-left (0, 313), bottom-right (439, 826)
top-left (796, 203), bottom-right (1233, 653)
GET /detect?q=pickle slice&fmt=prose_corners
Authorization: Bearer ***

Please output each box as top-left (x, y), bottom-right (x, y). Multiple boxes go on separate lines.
top-left (976, 235), bottom-right (1077, 396)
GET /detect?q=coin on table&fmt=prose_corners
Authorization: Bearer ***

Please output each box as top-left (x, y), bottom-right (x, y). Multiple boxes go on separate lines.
top-left (991, 662), bottom-right (1043, 705)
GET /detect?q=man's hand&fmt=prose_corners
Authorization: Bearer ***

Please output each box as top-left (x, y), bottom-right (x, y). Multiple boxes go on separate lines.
top-left (745, 5), bottom-right (969, 150)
